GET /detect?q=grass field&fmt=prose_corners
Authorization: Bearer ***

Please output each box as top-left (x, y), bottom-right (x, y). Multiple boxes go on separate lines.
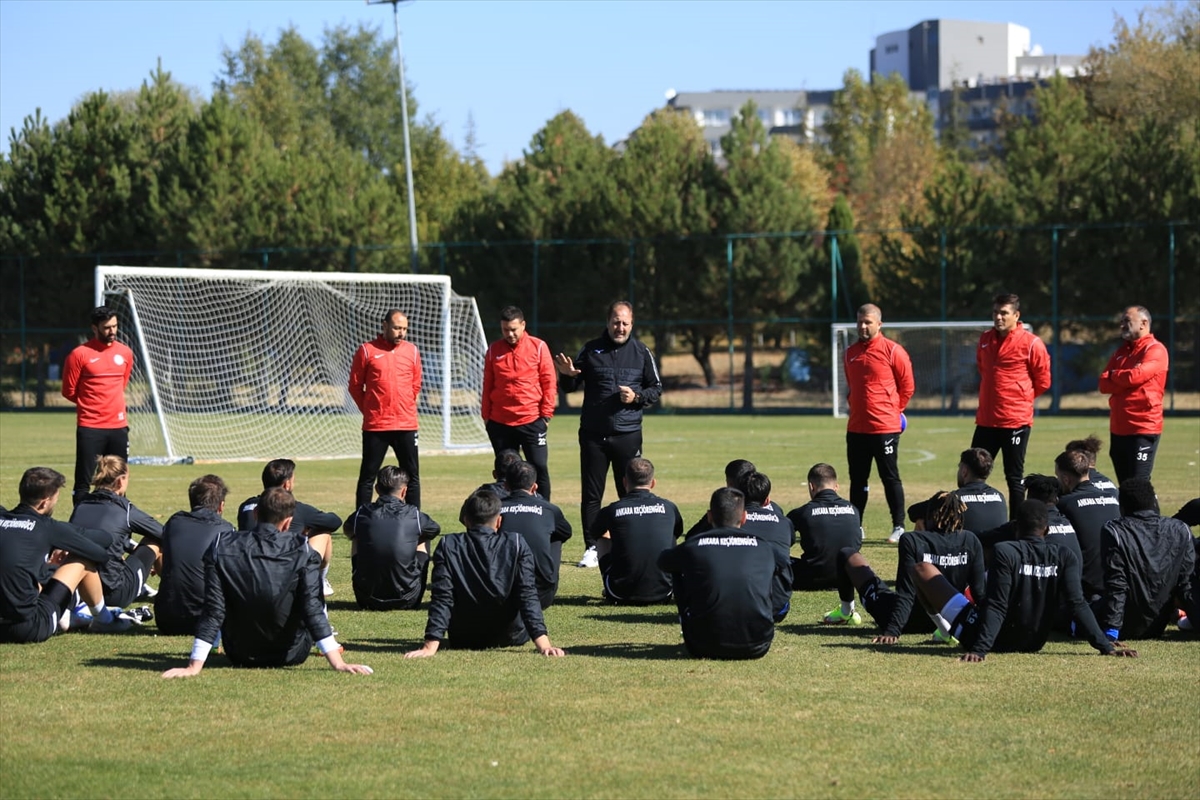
top-left (1, 411), bottom-right (1197, 799)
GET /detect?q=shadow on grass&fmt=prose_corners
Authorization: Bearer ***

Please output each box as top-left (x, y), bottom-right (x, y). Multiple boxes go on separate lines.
top-left (582, 611), bottom-right (677, 625)
top-left (338, 638), bottom-right (418, 654)
top-left (567, 642), bottom-right (687, 660)
top-left (776, 621), bottom-right (876, 638)
top-left (546, 594), bottom-right (604, 607)
top-left (83, 652), bottom-right (181, 671)
top-left (819, 640), bottom-right (950, 656)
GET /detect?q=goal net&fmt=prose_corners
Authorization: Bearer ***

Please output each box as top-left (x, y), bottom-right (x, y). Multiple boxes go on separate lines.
top-left (97, 266), bottom-right (489, 463)
top-left (831, 321), bottom-right (1032, 417)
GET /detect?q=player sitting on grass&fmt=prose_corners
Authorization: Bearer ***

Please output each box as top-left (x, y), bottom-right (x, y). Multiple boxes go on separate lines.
top-left (734, 470), bottom-right (795, 553)
top-left (658, 487), bottom-right (793, 660)
top-left (953, 447), bottom-right (1008, 534)
top-left (1065, 435), bottom-right (1118, 498)
top-left (1, 467), bottom-right (133, 641)
top-left (684, 459), bottom-right (756, 538)
top-left (592, 457), bottom-right (683, 605)
top-left (976, 474), bottom-right (1082, 566)
top-left (1055, 449), bottom-right (1120, 609)
top-left (155, 474), bottom-right (235, 635)
top-left (162, 488), bottom-right (371, 677)
top-left (68, 455), bottom-right (162, 619)
top-left (405, 489), bottom-right (566, 658)
top-left (786, 463), bottom-right (862, 591)
top-left (342, 466), bottom-right (440, 612)
top-left (910, 500), bottom-right (1138, 662)
top-left (238, 459), bottom-right (341, 598)
top-left (823, 492), bottom-right (985, 646)
top-left (1099, 478), bottom-right (1197, 640)
top-left (498, 460), bottom-right (573, 609)
top-left (477, 449), bottom-right (521, 501)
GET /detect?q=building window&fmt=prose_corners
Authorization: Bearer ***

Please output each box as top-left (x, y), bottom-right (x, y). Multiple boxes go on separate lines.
top-left (780, 108), bottom-right (803, 126)
top-left (757, 108), bottom-right (774, 126)
top-left (701, 108), bottom-right (731, 127)
top-left (885, 44), bottom-right (899, 54)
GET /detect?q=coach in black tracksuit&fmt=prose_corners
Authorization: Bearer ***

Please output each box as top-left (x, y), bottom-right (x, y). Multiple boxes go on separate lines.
top-left (555, 301), bottom-right (662, 557)
top-left (498, 461), bottom-right (572, 608)
top-left (658, 488), bottom-right (792, 660)
top-left (155, 475), bottom-right (235, 635)
top-left (787, 464), bottom-right (862, 590)
top-left (592, 457), bottom-right (683, 605)
top-left (343, 467), bottom-right (441, 611)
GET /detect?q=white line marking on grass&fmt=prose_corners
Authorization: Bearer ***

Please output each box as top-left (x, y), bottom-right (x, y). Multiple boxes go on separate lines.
top-left (909, 449), bottom-right (937, 464)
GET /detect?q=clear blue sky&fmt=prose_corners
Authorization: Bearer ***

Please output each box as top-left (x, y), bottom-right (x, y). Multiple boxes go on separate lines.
top-left (0, 0), bottom-right (1150, 175)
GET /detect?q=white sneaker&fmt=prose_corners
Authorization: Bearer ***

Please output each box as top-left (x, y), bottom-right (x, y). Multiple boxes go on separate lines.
top-left (322, 578), bottom-right (335, 597)
top-left (577, 546), bottom-right (599, 568)
top-left (887, 526), bottom-right (905, 544)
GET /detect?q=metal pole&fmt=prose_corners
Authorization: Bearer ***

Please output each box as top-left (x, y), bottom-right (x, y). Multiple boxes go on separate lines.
top-left (1168, 223), bottom-right (1176, 412)
top-left (1050, 227), bottom-right (1060, 414)
top-left (727, 237), bottom-right (735, 410)
top-left (391, 1), bottom-right (420, 273)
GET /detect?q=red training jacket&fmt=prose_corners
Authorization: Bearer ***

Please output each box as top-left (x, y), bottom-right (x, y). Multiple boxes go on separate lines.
top-left (1099, 333), bottom-right (1168, 435)
top-left (61, 338), bottom-right (134, 429)
top-left (844, 334), bottom-right (914, 434)
top-left (348, 336), bottom-right (422, 431)
top-left (482, 333), bottom-right (556, 426)
top-left (975, 326), bottom-right (1051, 429)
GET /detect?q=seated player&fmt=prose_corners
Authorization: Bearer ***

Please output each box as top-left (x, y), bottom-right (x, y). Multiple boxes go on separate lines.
top-left (69, 456), bottom-right (163, 615)
top-left (976, 474), bottom-right (1082, 566)
top-left (155, 475), bottom-right (235, 635)
top-left (1065, 435), bottom-right (1118, 498)
top-left (592, 457), bottom-right (683, 605)
top-left (405, 489), bottom-right (566, 657)
top-left (1, 467), bottom-right (132, 641)
top-left (162, 488), bottom-right (371, 677)
top-left (954, 447), bottom-right (1008, 533)
top-left (786, 463), bottom-right (862, 591)
top-left (684, 458), bottom-right (757, 539)
top-left (823, 492), bottom-right (985, 646)
top-left (343, 466), bottom-right (441, 611)
top-left (238, 459), bottom-right (341, 597)
top-left (477, 449), bottom-right (521, 501)
top-left (911, 500), bottom-right (1137, 662)
top-left (735, 471), bottom-right (795, 552)
top-left (658, 487), bottom-right (793, 660)
top-left (1174, 499), bottom-right (1200, 630)
top-left (1099, 478), bottom-right (1197, 639)
top-left (1056, 449), bottom-right (1120, 606)
top-left (498, 461), bottom-right (572, 608)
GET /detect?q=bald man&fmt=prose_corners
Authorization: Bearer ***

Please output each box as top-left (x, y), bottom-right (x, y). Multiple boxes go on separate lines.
top-left (1099, 305), bottom-right (1168, 483)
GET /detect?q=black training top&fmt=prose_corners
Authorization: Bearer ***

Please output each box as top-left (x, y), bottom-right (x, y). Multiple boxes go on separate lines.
top-left (498, 491), bottom-right (572, 596)
top-left (69, 489), bottom-right (163, 593)
top-left (787, 489), bottom-right (863, 583)
top-left (883, 528), bottom-right (986, 638)
top-left (977, 507), bottom-right (1083, 567)
top-left (1088, 468), bottom-right (1119, 499)
top-left (687, 500), bottom-right (788, 541)
top-left (423, 526), bottom-right (548, 649)
top-left (967, 536), bottom-right (1113, 657)
top-left (1057, 482), bottom-right (1120, 598)
top-left (344, 495), bottom-right (441, 609)
top-left (658, 528), bottom-right (792, 656)
top-left (560, 329), bottom-right (662, 436)
top-left (194, 523), bottom-right (332, 664)
top-left (591, 488), bottom-right (682, 603)
top-left (155, 507), bottom-right (234, 634)
top-left (740, 502), bottom-right (795, 551)
top-left (0, 505), bottom-right (111, 625)
top-left (1100, 510), bottom-right (1196, 638)
top-left (237, 496), bottom-right (342, 537)
top-left (954, 481), bottom-right (1008, 534)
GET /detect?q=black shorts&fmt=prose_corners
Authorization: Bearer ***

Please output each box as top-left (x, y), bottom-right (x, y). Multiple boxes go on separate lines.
top-left (0, 579), bottom-right (73, 644)
top-left (104, 547), bottom-right (156, 608)
top-left (858, 575), bottom-right (935, 634)
top-left (949, 602), bottom-right (983, 651)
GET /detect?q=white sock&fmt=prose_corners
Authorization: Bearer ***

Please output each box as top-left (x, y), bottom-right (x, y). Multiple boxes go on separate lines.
top-left (841, 600), bottom-right (854, 616)
top-left (321, 565), bottom-right (330, 582)
top-left (90, 601), bottom-right (114, 623)
top-left (930, 612), bottom-right (952, 635)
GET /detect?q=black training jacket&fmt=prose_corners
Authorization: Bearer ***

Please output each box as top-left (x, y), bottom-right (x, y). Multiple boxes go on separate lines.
top-left (560, 330), bottom-right (662, 436)
top-left (345, 495), bottom-right (441, 609)
top-left (592, 488), bottom-right (682, 604)
top-left (1100, 510), bottom-right (1196, 638)
top-left (498, 491), bottom-right (572, 600)
top-left (155, 507), bottom-right (234, 635)
top-left (237, 496), bottom-right (342, 537)
top-left (787, 490), bottom-right (863, 584)
top-left (955, 481), bottom-right (1008, 534)
top-left (69, 489), bottom-right (163, 592)
top-left (1057, 482), bottom-right (1120, 598)
top-left (883, 528), bottom-right (986, 638)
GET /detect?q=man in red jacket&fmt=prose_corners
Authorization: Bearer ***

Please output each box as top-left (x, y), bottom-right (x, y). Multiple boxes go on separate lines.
top-left (1099, 305), bottom-right (1168, 483)
top-left (61, 306), bottom-right (134, 505)
top-left (349, 310), bottom-right (423, 509)
top-left (482, 306), bottom-right (557, 500)
top-left (844, 304), bottom-right (914, 543)
top-left (972, 293), bottom-right (1051, 517)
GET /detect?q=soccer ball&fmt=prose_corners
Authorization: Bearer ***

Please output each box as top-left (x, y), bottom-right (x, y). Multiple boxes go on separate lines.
top-left (900, 412), bottom-right (908, 433)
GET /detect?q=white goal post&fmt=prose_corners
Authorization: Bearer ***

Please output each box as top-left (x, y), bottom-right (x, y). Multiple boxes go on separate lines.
top-left (97, 266), bottom-right (489, 463)
top-left (831, 321), bottom-right (1032, 417)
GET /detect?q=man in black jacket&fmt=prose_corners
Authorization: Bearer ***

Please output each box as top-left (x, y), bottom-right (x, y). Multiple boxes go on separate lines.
top-left (1, 467), bottom-right (132, 642)
top-left (555, 301), bottom-right (662, 568)
top-left (592, 457), bottom-right (682, 605)
top-left (498, 460), bottom-right (572, 608)
top-left (237, 459), bottom-right (341, 597)
top-left (685, 459), bottom-right (760, 540)
top-left (162, 488), bottom-right (371, 677)
top-left (405, 489), bottom-right (566, 657)
top-left (1056, 449), bottom-right (1120, 606)
top-left (953, 448), bottom-right (1008, 534)
top-left (1100, 478), bottom-right (1197, 639)
top-left (658, 488), bottom-right (792, 660)
top-left (787, 463), bottom-right (862, 590)
top-left (343, 466), bottom-right (441, 611)
top-left (911, 500), bottom-right (1137, 662)
top-left (155, 475), bottom-right (235, 635)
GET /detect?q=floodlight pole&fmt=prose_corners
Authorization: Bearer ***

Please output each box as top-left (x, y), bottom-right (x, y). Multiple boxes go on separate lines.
top-left (370, 0), bottom-right (420, 273)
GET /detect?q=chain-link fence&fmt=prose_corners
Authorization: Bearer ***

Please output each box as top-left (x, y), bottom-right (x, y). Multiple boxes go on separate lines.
top-left (3, 221), bottom-right (1195, 413)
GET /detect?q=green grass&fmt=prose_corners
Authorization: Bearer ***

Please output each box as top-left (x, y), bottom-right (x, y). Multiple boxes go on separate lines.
top-left (1, 412), bottom-right (1198, 799)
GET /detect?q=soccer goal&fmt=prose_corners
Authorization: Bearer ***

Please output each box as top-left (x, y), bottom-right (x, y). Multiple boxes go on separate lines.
top-left (831, 321), bottom-right (1030, 417)
top-left (96, 266), bottom-right (489, 463)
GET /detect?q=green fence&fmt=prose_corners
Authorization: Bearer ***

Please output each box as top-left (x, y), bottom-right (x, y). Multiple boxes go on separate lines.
top-left (3, 221), bottom-right (1196, 413)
